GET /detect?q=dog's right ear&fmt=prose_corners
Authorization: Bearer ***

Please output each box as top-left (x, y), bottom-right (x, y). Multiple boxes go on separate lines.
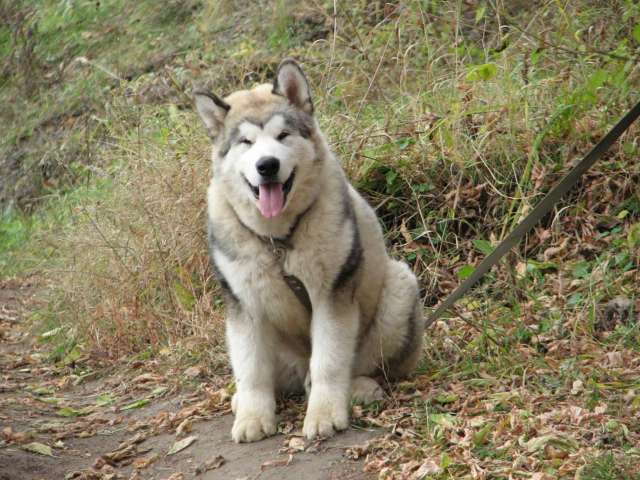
top-left (194, 90), bottom-right (230, 139)
top-left (273, 59), bottom-right (313, 115)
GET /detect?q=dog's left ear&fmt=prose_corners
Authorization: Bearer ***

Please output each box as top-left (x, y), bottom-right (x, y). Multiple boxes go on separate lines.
top-left (273, 59), bottom-right (313, 115)
top-left (194, 90), bottom-right (230, 139)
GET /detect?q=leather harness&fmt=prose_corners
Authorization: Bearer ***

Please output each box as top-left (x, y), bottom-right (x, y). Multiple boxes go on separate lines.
top-left (229, 201), bottom-right (315, 313)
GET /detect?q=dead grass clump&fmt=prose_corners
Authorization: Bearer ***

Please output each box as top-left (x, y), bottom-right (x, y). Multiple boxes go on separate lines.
top-left (49, 101), bottom-right (225, 362)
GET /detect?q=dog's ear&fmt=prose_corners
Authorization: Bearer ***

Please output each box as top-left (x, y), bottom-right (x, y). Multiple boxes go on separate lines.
top-left (194, 90), bottom-right (230, 139)
top-left (273, 59), bottom-right (313, 115)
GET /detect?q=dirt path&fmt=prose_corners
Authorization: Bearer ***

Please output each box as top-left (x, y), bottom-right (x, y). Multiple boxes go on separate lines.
top-left (0, 281), bottom-right (377, 480)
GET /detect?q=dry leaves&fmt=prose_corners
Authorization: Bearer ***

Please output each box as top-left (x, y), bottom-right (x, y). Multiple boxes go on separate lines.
top-left (161, 474), bottom-right (184, 480)
top-left (195, 455), bottom-right (225, 475)
top-left (132, 454), bottom-right (157, 470)
top-left (167, 435), bottom-right (197, 455)
top-left (22, 441), bottom-right (54, 456)
top-left (260, 454), bottom-right (293, 471)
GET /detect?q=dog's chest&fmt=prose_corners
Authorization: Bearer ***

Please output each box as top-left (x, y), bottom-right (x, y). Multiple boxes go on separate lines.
top-left (215, 243), bottom-right (311, 328)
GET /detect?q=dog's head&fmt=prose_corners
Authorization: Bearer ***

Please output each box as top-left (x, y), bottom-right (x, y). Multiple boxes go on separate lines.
top-left (195, 59), bottom-right (318, 219)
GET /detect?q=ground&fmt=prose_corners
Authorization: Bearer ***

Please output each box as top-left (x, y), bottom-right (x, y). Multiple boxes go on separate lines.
top-left (0, 280), bottom-right (375, 480)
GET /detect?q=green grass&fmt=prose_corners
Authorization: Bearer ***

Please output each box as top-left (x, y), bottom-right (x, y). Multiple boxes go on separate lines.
top-left (0, 0), bottom-right (203, 210)
top-left (0, 179), bottom-right (112, 275)
top-left (581, 452), bottom-right (640, 480)
top-left (0, 209), bottom-right (32, 275)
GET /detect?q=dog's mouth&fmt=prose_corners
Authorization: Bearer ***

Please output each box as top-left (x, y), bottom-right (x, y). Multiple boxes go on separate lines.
top-left (245, 170), bottom-right (295, 219)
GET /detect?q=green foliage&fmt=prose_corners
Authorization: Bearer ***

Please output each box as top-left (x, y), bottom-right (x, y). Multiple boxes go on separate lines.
top-left (465, 63), bottom-right (497, 82)
top-left (581, 452), bottom-right (640, 480)
top-left (0, 209), bottom-right (31, 275)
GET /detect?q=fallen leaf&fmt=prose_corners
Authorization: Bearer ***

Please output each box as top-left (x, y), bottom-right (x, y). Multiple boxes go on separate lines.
top-left (37, 396), bottom-right (63, 405)
top-left (122, 398), bottom-right (150, 410)
top-left (530, 473), bottom-right (554, 480)
top-left (195, 455), bottom-right (225, 475)
top-left (605, 351), bottom-right (623, 367)
top-left (434, 393), bottom-right (458, 404)
top-left (57, 406), bottom-right (90, 417)
top-left (31, 386), bottom-right (56, 395)
top-left (401, 460), bottom-right (421, 477)
top-left (594, 403), bottom-right (607, 415)
top-left (167, 435), bottom-right (197, 455)
top-left (524, 434), bottom-right (578, 453)
top-left (23, 442), bottom-right (54, 457)
top-left (288, 437), bottom-right (305, 452)
top-left (571, 379), bottom-right (584, 395)
top-left (175, 418), bottom-right (192, 437)
top-left (103, 444), bottom-right (137, 463)
top-left (184, 366), bottom-right (202, 378)
top-left (96, 394), bottom-right (115, 406)
top-left (118, 432), bottom-right (147, 449)
top-left (410, 459), bottom-right (442, 479)
top-left (261, 454), bottom-right (293, 470)
top-left (2, 426), bottom-right (28, 443)
top-left (544, 444), bottom-right (568, 459)
top-left (428, 413), bottom-right (457, 428)
top-left (133, 373), bottom-right (163, 384)
top-left (36, 421), bottom-right (65, 433)
top-left (345, 442), bottom-right (370, 460)
top-left (162, 474), bottom-right (184, 480)
top-left (40, 327), bottom-right (63, 339)
top-left (151, 386), bottom-right (168, 397)
top-left (133, 454), bottom-right (158, 470)
top-left (472, 422), bottom-right (493, 446)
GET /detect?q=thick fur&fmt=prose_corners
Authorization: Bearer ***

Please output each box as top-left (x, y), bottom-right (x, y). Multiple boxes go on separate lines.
top-left (195, 59), bottom-right (424, 443)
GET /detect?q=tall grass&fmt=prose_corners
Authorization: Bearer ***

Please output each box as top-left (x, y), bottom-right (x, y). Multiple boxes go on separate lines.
top-left (42, 101), bottom-right (226, 360)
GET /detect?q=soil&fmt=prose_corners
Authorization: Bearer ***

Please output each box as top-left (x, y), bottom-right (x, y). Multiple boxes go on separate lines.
top-left (0, 280), bottom-right (377, 480)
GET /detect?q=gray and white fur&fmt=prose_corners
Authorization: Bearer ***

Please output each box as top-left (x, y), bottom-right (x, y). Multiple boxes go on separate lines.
top-left (194, 59), bottom-right (424, 443)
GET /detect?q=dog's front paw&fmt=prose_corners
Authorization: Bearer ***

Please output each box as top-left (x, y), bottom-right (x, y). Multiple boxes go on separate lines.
top-left (232, 410), bottom-right (277, 443)
top-left (303, 388), bottom-right (349, 439)
top-left (231, 393), bottom-right (277, 443)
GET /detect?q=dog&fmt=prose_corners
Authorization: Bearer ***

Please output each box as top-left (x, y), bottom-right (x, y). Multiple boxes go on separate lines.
top-left (194, 59), bottom-right (424, 443)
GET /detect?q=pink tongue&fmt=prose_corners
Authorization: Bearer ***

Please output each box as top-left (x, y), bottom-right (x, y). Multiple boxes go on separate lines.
top-left (258, 183), bottom-right (285, 218)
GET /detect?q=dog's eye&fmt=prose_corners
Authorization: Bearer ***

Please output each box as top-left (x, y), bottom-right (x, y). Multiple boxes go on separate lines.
top-left (239, 138), bottom-right (253, 146)
top-left (277, 132), bottom-right (290, 141)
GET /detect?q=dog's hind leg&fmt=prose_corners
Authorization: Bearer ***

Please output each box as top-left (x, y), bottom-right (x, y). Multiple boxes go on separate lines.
top-left (275, 349), bottom-right (308, 396)
top-left (351, 376), bottom-right (385, 404)
top-left (355, 259), bottom-right (424, 380)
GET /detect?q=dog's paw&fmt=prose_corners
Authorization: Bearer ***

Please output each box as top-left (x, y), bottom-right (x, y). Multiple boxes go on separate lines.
top-left (231, 410), bottom-right (277, 443)
top-left (303, 389), bottom-right (349, 439)
top-left (231, 393), bottom-right (277, 443)
top-left (351, 376), bottom-right (384, 404)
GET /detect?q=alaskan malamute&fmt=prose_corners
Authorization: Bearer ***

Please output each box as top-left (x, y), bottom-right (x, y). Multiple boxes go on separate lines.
top-left (194, 59), bottom-right (423, 443)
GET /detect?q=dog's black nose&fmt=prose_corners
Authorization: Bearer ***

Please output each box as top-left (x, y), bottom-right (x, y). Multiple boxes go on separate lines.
top-left (256, 157), bottom-right (280, 177)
